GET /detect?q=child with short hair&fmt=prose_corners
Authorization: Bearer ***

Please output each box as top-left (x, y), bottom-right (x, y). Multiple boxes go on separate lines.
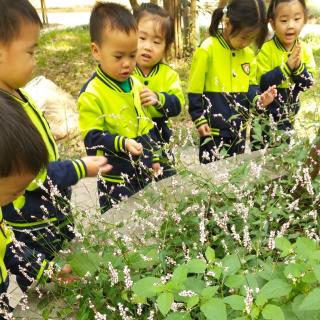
top-left (188, 0), bottom-right (277, 164)
top-left (0, 93), bottom-right (74, 319)
top-left (133, 3), bottom-right (185, 178)
top-left (78, 2), bottom-right (160, 212)
top-left (254, 0), bottom-right (316, 145)
top-left (0, 0), bottom-right (111, 292)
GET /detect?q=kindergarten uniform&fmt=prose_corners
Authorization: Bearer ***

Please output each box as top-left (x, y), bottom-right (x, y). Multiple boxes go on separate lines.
top-left (188, 32), bottom-right (254, 163)
top-left (134, 63), bottom-right (184, 177)
top-left (1, 89), bottom-right (87, 291)
top-left (78, 66), bottom-right (158, 212)
top-left (256, 36), bottom-right (315, 134)
top-left (0, 209), bottom-right (52, 319)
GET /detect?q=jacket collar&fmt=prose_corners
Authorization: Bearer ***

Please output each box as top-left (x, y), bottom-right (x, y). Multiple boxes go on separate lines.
top-left (215, 31), bottom-right (232, 50)
top-left (96, 65), bottom-right (132, 93)
top-left (135, 63), bottom-right (160, 77)
top-left (273, 35), bottom-right (298, 52)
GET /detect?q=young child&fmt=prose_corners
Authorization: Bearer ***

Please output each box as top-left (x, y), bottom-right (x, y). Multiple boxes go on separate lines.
top-left (0, 94), bottom-right (75, 319)
top-left (0, 0), bottom-right (111, 292)
top-left (255, 0), bottom-right (316, 145)
top-left (78, 2), bottom-right (160, 212)
top-left (188, 0), bottom-right (277, 164)
top-left (133, 3), bottom-right (185, 178)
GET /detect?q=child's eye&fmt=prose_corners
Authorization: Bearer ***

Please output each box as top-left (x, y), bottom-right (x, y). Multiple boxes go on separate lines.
top-left (280, 20), bottom-right (287, 23)
top-left (114, 56), bottom-right (122, 60)
top-left (139, 37), bottom-right (146, 40)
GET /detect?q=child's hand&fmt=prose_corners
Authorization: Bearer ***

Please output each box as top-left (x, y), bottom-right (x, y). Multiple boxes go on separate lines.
top-left (140, 87), bottom-right (159, 107)
top-left (287, 42), bottom-right (301, 71)
top-left (152, 162), bottom-right (162, 176)
top-left (125, 138), bottom-right (143, 156)
top-left (257, 85), bottom-right (277, 109)
top-left (81, 156), bottom-right (112, 177)
top-left (55, 264), bottom-right (79, 284)
top-left (197, 123), bottom-right (211, 137)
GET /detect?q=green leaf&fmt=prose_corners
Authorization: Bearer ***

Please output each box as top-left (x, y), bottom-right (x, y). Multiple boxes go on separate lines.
top-left (262, 304), bottom-right (285, 320)
top-left (205, 247), bottom-right (216, 263)
top-left (222, 254), bottom-right (241, 276)
top-left (296, 237), bottom-right (318, 261)
top-left (157, 293), bottom-right (174, 316)
top-left (313, 265), bottom-right (320, 282)
top-left (132, 277), bottom-right (162, 298)
top-left (259, 279), bottom-right (291, 299)
top-left (186, 296), bottom-right (199, 309)
top-left (223, 295), bottom-right (245, 311)
top-left (131, 293), bottom-right (147, 304)
top-left (167, 265), bottom-right (188, 289)
top-left (166, 312), bottom-right (191, 320)
top-left (200, 298), bottom-right (227, 320)
top-left (186, 259), bottom-right (207, 274)
top-left (183, 277), bottom-right (205, 294)
top-left (256, 293), bottom-right (268, 307)
top-left (301, 271), bottom-right (317, 284)
top-left (275, 237), bottom-right (292, 256)
top-left (299, 288), bottom-right (320, 311)
top-left (127, 248), bottom-right (160, 269)
top-left (201, 286), bottom-right (219, 298)
top-left (284, 263), bottom-right (306, 278)
top-left (225, 275), bottom-right (245, 288)
top-left (68, 252), bottom-right (102, 276)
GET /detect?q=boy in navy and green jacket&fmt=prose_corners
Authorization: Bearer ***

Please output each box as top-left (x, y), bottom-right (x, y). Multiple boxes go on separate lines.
top-left (78, 3), bottom-right (160, 212)
top-left (0, 0), bottom-right (110, 293)
top-left (0, 93), bottom-right (52, 319)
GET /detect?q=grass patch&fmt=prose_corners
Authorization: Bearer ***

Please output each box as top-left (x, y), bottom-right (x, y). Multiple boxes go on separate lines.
top-left (35, 25), bottom-right (94, 98)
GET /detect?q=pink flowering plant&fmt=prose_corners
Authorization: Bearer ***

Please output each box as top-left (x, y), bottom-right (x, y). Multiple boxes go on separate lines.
top-left (29, 133), bottom-right (320, 320)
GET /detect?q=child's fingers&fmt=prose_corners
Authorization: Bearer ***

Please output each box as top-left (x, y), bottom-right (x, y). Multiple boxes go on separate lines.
top-left (99, 164), bottom-right (113, 175)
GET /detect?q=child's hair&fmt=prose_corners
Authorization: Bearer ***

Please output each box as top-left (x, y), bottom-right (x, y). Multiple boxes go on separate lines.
top-left (133, 3), bottom-right (175, 53)
top-left (90, 2), bottom-right (137, 44)
top-left (209, 0), bottom-right (268, 49)
top-left (0, 93), bottom-right (48, 177)
top-left (0, 0), bottom-right (42, 45)
top-left (267, 0), bottom-right (307, 21)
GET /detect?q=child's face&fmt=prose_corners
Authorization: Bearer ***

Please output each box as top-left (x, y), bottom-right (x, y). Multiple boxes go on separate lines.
top-left (224, 26), bottom-right (259, 50)
top-left (0, 22), bottom-right (40, 92)
top-left (137, 16), bottom-right (166, 73)
top-left (0, 171), bottom-right (35, 206)
top-left (271, 0), bottom-right (305, 49)
top-left (91, 27), bottom-right (138, 82)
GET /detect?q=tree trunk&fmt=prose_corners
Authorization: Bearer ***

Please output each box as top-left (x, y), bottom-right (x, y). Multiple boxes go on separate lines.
top-left (150, 0), bottom-right (158, 4)
top-left (128, 0), bottom-right (140, 11)
top-left (189, 0), bottom-right (197, 53)
top-left (40, 0), bottom-right (48, 26)
top-left (164, 0), bottom-right (183, 58)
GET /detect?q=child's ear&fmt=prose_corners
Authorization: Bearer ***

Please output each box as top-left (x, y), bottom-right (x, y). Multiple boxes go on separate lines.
top-left (223, 17), bottom-right (231, 31)
top-left (91, 42), bottom-right (100, 61)
top-left (269, 19), bottom-right (275, 31)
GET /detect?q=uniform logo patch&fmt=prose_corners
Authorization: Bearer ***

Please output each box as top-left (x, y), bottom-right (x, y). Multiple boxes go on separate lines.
top-left (241, 63), bottom-right (250, 75)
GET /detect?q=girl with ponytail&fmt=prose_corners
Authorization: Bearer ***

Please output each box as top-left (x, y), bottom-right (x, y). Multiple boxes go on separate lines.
top-left (188, 0), bottom-right (277, 163)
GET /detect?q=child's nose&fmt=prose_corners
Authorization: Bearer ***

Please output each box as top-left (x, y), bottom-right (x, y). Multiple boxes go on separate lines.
top-left (122, 59), bottom-right (131, 68)
top-left (144, 42), bottom-right (152, 51)
top-left (288, 19), bottom-right (294, 28)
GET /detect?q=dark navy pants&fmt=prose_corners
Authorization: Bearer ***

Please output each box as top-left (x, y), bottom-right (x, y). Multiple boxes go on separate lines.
top-left (199, 136), bottom-right (245, 164)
